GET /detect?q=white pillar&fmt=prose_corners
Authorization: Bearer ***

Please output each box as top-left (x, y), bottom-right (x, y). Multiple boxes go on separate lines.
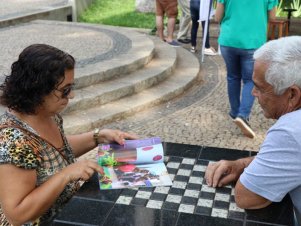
top-left (68, 0), bottom-right (77, 22)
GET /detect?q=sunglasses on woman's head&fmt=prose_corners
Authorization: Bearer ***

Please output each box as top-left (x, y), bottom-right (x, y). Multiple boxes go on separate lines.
top-left (56, 84), bottom-right (75, 98)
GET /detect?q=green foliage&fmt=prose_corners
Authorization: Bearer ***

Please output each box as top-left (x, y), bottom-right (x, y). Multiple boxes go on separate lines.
top-left (275, 0), bottom-right (301, 18)
top-left (291, 0), bottom-right (301, 17)
top-left (276, 0), bottom-right (284, 17)
top-left (101, 153), bottom-right (118, 166)
top-left (79, 0), bottom-right (156, 29)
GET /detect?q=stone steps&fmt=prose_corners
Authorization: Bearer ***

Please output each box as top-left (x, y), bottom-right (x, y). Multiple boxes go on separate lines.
top-left (69, 22), bottom-right (156, 88)
top-left (64, 37), bottom-right (177, 114)
top-left (63, 46), bottom-right (200, 134)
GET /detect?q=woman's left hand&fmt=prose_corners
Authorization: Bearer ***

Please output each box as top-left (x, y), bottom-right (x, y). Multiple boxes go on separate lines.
top-left (98, 129), bottom-right (138, 145)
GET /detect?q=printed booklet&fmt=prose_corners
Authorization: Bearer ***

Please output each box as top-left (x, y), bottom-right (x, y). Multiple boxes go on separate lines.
top-left (97, 137), bottom-right (173, 190)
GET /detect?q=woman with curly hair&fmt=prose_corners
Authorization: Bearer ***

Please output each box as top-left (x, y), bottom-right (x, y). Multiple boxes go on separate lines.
top-left (0, 44), bottom-right (137, 225)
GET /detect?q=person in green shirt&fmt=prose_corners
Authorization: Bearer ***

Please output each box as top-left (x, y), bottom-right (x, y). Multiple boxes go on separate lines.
top-left (215, 0), bottom-right (278, 138)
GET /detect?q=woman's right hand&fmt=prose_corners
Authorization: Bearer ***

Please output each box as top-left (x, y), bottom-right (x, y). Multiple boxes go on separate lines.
top-left (61, 160), bottom-right (103, 182)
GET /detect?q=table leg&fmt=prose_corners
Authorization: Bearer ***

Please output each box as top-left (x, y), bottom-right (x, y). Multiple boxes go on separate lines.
top-left (279, 24), bottom-right (283, 38)
top-left (287, 11), bottom-right (292, 30)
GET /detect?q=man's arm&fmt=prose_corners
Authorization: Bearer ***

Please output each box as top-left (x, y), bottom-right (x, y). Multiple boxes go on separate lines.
top-left (205, 156), bottom-right (272, 209)
top-left (235, 179), bottom-right (272, 209)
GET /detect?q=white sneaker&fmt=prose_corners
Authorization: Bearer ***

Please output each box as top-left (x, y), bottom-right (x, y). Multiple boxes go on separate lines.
top-left (190, 46), bottom-right (196, 53)
top-left (234, 117), bottom-right (256, 139)
top-left (204, 47), bottom-right (217, 56)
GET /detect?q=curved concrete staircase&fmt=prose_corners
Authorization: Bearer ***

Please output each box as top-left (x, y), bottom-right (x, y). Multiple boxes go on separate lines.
top-left (61, 23), bottom-right (200, 134)
top-left (0, 18), bottom-right (200, 135)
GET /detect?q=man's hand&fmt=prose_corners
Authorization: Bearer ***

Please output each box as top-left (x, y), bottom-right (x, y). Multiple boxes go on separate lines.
top-left (205, 159), bottom-right (247, 187)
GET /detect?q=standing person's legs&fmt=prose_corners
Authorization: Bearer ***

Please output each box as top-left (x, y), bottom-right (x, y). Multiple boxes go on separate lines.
top-left (201, 21), bottom-right (210, 48)
top-left (238, 49), bottom-right (256, 119)
top-left (220, 46), bottom-right (241, 119)
top-left (190, 0), bottom-right (199, 49)
top-left (221, 46), bottom-right (256, 138)
top-left (201, 20), bottom-right (217, 55)
top-left (165, 0), bottom-right (178, 43)
top-left (177, 0), bottom-right (191, 41)
top-left (156, 15), bottom-right (165, 40)
top-left (155, 0), bottom-right (165, 41)
top-left (165, 17), bottom-right (176, 42)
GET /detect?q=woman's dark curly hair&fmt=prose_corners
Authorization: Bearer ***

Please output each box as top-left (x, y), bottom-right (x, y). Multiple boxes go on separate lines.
top-left (0, 44), bottom-right (75, 114)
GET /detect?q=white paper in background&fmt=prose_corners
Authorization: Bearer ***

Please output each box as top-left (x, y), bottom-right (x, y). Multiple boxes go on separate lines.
top-left (199, 0), bottom-right (215, 22)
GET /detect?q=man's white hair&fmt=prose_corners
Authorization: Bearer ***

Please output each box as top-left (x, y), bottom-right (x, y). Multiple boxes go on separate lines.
top-left (253, 36), bottom-right (301, 95)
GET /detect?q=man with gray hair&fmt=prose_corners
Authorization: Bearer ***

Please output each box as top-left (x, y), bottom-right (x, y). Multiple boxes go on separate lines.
top-left (205, 36), bottom-right (301, 226)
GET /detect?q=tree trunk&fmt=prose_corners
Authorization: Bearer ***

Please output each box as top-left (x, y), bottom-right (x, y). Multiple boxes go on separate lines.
top-left (135, 0), bottom-right (156, 13)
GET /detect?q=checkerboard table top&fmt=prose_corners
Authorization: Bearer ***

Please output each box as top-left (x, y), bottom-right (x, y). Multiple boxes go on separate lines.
top-left (115, 156), bottom-right (246, 221)
top-left (55, 144), bottom-right (293, 226)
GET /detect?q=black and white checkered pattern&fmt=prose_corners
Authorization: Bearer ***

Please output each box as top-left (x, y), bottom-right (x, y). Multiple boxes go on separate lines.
top-left (115, 156), bottom-right (245, 220)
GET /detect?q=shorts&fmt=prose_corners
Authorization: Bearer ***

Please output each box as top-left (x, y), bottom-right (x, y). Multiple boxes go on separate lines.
top-left (156, 0), bottom-right (178, 18)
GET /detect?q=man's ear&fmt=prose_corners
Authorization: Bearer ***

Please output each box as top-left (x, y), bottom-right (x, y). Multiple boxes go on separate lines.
top-left (288, 85), bottom-right (301, 108)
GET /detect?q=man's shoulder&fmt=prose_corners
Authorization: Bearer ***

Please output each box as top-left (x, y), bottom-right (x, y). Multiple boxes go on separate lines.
top-left (275, 110), bottom-right (301, 127)
top-left (265, 110), bottom-right (301, 146)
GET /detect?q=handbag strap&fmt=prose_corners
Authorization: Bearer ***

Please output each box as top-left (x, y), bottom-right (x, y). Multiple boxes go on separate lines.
top-left (0, 123), bottom-right (71, 164)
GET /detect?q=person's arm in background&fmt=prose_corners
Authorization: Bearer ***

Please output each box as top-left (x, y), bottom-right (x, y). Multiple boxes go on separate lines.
top-left (268, 7), bottom-right (276, 21)
top-left (215, 2), bottom-right (224, 23)
top-left (268, 0), bottom-right (279, 21)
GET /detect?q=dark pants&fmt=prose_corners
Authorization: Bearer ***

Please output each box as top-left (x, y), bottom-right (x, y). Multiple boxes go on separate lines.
top-left (190, 0), bottom-right (210, 48)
